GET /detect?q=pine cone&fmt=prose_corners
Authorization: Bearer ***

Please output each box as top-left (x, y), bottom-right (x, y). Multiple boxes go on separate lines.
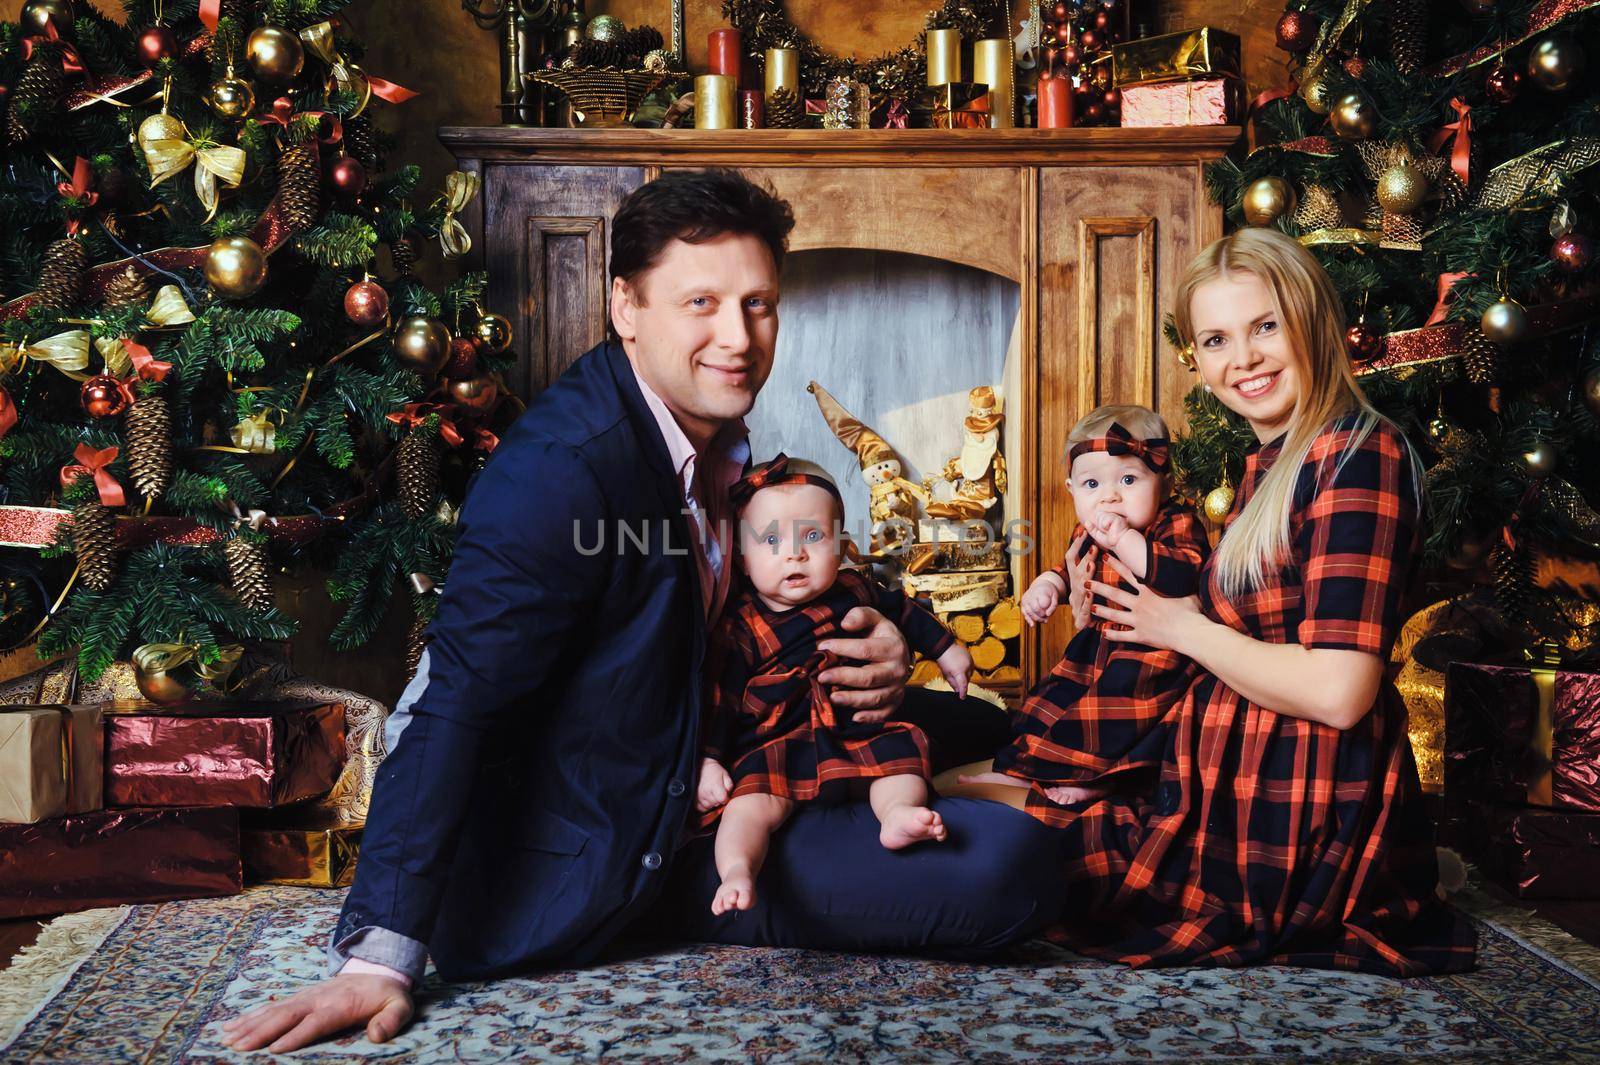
top-left (404, 606), bottom-right (428, 680)
top-left (390, 237), bottom-right (417, 278)
top-left (7, 44), bottom-right (63, 146)
top-left (36, 237), bottom-right (86, 312)
top-left (277, 141), bottom-right (321, 235)
top-left (1461, 327), bottom-right (1501, 385)
top-left (102, 265), bottom-right (150, 311)
top-left (618, 26), bottom-right (665, 63)
top-left (1491, 541), bottom-right (1533, 623)
top-left (72, 499), bottom-right (120, 592)
top-left (572, 38), bottom-right (624, 68)
top-left (123, 393), bottom-right (173, 503)
top-left (766, 88), bottom-right (804, 129)
top-left (1390, 0), bottom-right (1427, 75)
top-left (225, 533), bottom-right (274, 612)
top-left (396, 427), bottom-right (441, 519)
top-left (343, 115), bottom-right (379, 169)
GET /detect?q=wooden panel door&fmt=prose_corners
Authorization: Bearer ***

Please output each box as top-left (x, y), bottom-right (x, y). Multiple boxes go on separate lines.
top-left (482, 164), bottom-right (645, 396)
top-left (1031, 163), bottom-right (1215, 676)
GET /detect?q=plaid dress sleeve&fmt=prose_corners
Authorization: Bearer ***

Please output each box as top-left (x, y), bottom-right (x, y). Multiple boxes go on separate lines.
top-left (1141, 505), bottom-right (1210, 599)
top-left (701, 613), bottom-right (756, 764)
top-left (1293, 419), bottom-right (1418, 655)
top-left (839, 569), bottom-right (955, 659)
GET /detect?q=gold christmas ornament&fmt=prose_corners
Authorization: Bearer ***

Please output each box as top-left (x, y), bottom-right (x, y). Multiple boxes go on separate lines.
top-left (20, 0), bottom-right (73, 37)
top-left (1480, 296), bottom-right (1529, 344)
top-left (1523, 439), bottom-right (1560, 476)
top-left (1299, 72), bottom-right (1335, 114)
top-left (1376, 162), bottom-right (1429, 214)
top-left (1529, 35), bottom-right (1585, 93)
top-left (1203, 482), bottom-right (1235, 523)
top-left (204, 235), bottom-right (268, 298)
top-left (1241, 176), bottom-right (1296, 226)
top-left (133, 654), bottom-right (192, 704)
top-left (246, 25), bottom-right (305, 84)
top-left (1330, 91), bottom-right (1377, 139)
top-left (472, 312), bottom-right (513, 354)
top-left (205, 74), bottom-right (256, 120)
top-left (449, 373), bottom-right (499, 413)
top-left (585, 15), bottom-right (625, 42)
top-left (1582, 366), bottom-right (1600, 417)
top-left (393, 316), bottom-right (452, 375)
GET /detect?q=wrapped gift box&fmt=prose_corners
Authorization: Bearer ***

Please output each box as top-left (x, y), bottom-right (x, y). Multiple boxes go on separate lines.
top-left (0, 806), bottom-right (241, 918)
top-left (105, 700), bottom-right (346, 809)
top-left (1120, 78), bottom-right (1236, 127)
top-left (1444, 661), bottom-right (1600, 811)
top-left (242, 808), bottom-right (362, 888)
top-left (1111, 27), bottom-right (1241, 89)
top-left (1474, 803), bottom-right (1600, 899)
top-left (0, 705), bottom-right (103, 824)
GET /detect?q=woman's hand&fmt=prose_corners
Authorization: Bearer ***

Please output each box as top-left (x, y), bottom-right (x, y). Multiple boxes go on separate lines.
top-left (1088, 554), bottom-right (1205, 653)
top-left (1064, 532), bottom-right (1097, 629)
top-left (817, 606), bottom-right (910, 723)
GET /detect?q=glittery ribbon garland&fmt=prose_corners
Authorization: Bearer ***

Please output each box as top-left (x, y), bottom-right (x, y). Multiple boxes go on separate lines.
top-left (1359, 290), bottom-right (1600, 375)
top-left (1430, 0), bottom-right (1600, 76)
top-left (1470, 137), bottom-right (1600, 213)
top-left (1252, 134), bottom-right (1338, 158)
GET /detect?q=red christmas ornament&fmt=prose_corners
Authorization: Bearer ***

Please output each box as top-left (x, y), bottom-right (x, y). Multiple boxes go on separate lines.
top-left (1102, 87), bottom-right (1120, 107)
top-left (448, 373), bottom-right (499, 413)
top-left (137, 26), bottom-right (178, 67)
top-left (81, 374), bottom-right (128, 418)
top-left (1485, 61), bottom-right (1522, 103)
top-left (343, 279), bottom-right (390, 326)
top-left (1061, 43), bottom-right (1080, 65)
top-left (1343, 54), bottom-right (1368, 78)
top-left (1275, 9), bottom-right (1319, 52)
top-left (1552, 232), bottom-right (1593, 272)
top-left (1053, 1), bottom-right (1069, 18)
top-left (1084, 102), bottom-right (1105, 122)
top-left (1054, 22), bottom-right (1072, 44)
top-left (443, 337), bottom-right (479, 379)
top-left (328, 156), bottom-right (367, 198)
top-left (1345, 322), bottom-right (1382, 362)
top-left (1079, 28), bottom-right (1099, 50)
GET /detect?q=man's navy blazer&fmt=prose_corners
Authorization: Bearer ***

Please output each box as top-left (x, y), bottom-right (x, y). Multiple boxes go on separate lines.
top-left (334, 340), bottom-right (710, 980)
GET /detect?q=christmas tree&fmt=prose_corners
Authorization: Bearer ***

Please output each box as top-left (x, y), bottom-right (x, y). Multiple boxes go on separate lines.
top-left (0, 0), bottom-right (515, 689)
top-left (1184, 0), bottom-right (1600, 663)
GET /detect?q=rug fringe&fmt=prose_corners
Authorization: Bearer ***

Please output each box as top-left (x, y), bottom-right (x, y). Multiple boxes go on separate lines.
top-left (1455, 881), bottom-right (1600, 988)
top-left (0, 906), bottom-right (130, 1050)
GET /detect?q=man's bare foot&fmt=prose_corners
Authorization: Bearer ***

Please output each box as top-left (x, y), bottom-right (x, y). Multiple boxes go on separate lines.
top-left (879, 805), bottom-right (947, 850)
top-left (1041, 783), bottom-right (1110, 805)
top-left (711, 873), bottom-right (755, 915)
top-left (956, 770), bottom-right (1030, 789)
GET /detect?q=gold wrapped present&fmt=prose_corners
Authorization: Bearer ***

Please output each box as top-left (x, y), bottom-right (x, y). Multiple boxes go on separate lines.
top-left (0, 705), bottom-right (103, 823)
top-left (243, 810), bottom-right (362, 888)
top-left (1112, 27), bottom-right (1241, 89)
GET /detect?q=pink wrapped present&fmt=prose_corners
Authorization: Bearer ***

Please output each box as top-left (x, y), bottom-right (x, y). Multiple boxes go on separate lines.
top-left (1119, 77), bottom-right (1234, 127)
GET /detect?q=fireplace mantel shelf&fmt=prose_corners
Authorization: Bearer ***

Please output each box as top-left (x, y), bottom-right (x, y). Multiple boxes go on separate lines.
top-left (439, 125), bottom-right (1241, 167)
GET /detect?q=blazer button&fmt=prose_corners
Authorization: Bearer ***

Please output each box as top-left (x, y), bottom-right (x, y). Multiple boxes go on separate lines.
top-left (667, 778), bottom-right (686, 797)
top-left (641, 851), bottom-right (663, 871)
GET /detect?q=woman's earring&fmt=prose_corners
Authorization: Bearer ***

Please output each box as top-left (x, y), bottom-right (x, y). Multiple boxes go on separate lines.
top-left (1203, 384), bottom-right (1213, 393)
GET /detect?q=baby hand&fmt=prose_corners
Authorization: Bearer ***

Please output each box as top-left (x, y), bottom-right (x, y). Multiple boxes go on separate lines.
top-left (937, 642), bottom-right (974, 699)
top-left (1020, 575), bottom-right (1061, 625)
top-left (1088, 510), bottom-right (1129, 549)
top-left (696, 757), bottom-right (732, 812)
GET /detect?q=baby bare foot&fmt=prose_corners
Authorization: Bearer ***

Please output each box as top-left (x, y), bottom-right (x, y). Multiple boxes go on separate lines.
top-left (711, 874), bottom-right (755, 916)
top-left (956, 771), bottom-right (1030, 789)
top-left (1041, 783), bottom-right (1110, 805)
top-left (879, 805), bottom-right (947, 850)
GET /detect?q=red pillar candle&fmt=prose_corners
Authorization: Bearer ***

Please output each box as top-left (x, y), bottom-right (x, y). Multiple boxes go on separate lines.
top-left (1038, 74), bottom-right (1075, 128)
top-left (708, 28), bottom-right (742, 82)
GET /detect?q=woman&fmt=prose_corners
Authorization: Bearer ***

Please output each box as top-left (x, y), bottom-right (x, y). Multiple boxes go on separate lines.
top-left (1050, 227), bottom-right (1475, 976)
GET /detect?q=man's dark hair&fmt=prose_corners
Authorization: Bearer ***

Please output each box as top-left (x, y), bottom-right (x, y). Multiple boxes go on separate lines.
top-left (609, 169), bottom-right (795, 298)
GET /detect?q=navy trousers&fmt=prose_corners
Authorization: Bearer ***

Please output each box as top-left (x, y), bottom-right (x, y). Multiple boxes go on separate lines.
top-left (649, 688), bottom-right (1062, 953)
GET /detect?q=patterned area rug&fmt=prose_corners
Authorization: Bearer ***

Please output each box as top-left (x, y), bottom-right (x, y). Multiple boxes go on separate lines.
top-left (3, 884), bottom-right (1599, 1063)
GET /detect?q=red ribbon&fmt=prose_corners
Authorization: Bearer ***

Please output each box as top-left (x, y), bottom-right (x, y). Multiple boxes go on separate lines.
top-left (878, 98), bottom-right (909, 129)
top-left (1248, 84), bottom-right (1295, 115)
top-left (198, 0), bottom-right (221, 32)
top-left (367, 75), bottom-right (418, 104)
top-left (57, 156), bottom-right (97, 235)
top-left (0, 388), bottom-right (16, 441)
top-left (1425, 271), bottom-right (1470, 327)
top-left (1428, 98), bottom-right (1472, 187)
top-left (387, 402), bottom-right (464, 447)
top-left (256, 101), bottom-right (343, 145)
top-left (124, 339), bottom-right (172, 382)
top-left (60, 444), bottom-right (125, 508)
top-left (21, 21), bottom-right (84, 74)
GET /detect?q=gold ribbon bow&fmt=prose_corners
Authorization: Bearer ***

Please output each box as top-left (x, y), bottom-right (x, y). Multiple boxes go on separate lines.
top-left (137, 113), bottom-right (247, 222)
top-left (436, 171), bottom-right (480, 260)
top-left (146, 284), bottom-right (195, 327)
top-left (132, 642), bottom-right (244, 687)
top-left (93, 336), bottom-right (133, 377)
top-left (1, 330), bottom-right (92, 378)
top-left (231, 411), bottom-right (278, 454)
top-left (300, 21), bottom-right (369, 116)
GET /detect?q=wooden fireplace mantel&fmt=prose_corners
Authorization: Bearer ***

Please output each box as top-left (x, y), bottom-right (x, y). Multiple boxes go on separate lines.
top-left (441, 125), bottom-right (1238, 691)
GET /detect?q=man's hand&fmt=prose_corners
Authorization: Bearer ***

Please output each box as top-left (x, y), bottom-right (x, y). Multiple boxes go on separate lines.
top-left (935, 641), bottom-right (974, 699)
top-left (697, 757), bottom-right (732, 812)
top-left (817, 605), bottom-right (910, 724)
top-left (219, 973), bottom-right (413, 1053)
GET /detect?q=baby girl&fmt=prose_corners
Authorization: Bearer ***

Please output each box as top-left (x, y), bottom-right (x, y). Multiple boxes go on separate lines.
top-left (959, 405), bottom-right (1209, 820)
top-left (697, 454), bottom-right (973, 915)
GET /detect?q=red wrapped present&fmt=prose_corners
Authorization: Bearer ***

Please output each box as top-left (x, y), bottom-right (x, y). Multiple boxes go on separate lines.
top-left (1475, 803), bottom-right (1600, 899)
top-left (0, 806), bottom-right (241, 918)
top-left (0, 705), bottom-right (102, 824)
top-left (1445, 661), bottom-right (1600, 812)
top-left (105, 700), bottom-right (346, 809)
top-left (1119, 77), bottom-right (1236, 127)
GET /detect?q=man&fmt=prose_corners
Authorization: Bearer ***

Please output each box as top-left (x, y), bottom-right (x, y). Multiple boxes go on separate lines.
top-left (223, 170), bottom-right (1060, 1054)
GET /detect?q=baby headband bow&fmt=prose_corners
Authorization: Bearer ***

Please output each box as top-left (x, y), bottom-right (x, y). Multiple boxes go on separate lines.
top-left (730, 452), bottom-right (845, 510)
top-left (1068, 422), bottom-right (1171, 473)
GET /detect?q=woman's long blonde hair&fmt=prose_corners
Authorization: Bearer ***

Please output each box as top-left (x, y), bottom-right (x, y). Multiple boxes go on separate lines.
top-left (1173, 228), bottom-right (1410, 597)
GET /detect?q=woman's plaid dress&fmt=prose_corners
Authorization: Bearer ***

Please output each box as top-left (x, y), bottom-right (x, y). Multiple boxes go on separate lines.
top-left (1050, 415), bottom-right (1476, 975)
top-left (992, 503), bottom-right (1209, 802)
top-left (702, 569), bottom-right (955, 820)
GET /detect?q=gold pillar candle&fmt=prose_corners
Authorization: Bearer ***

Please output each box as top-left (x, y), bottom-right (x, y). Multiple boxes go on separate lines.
top-left (695, 74), bottom-right (737, 129)
top-left (973, 38), bottom-right (1015, 128)
top-left (927, 28), bottom-right (961, 86)
top-left (764, 47), bottom-right (799, 98)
